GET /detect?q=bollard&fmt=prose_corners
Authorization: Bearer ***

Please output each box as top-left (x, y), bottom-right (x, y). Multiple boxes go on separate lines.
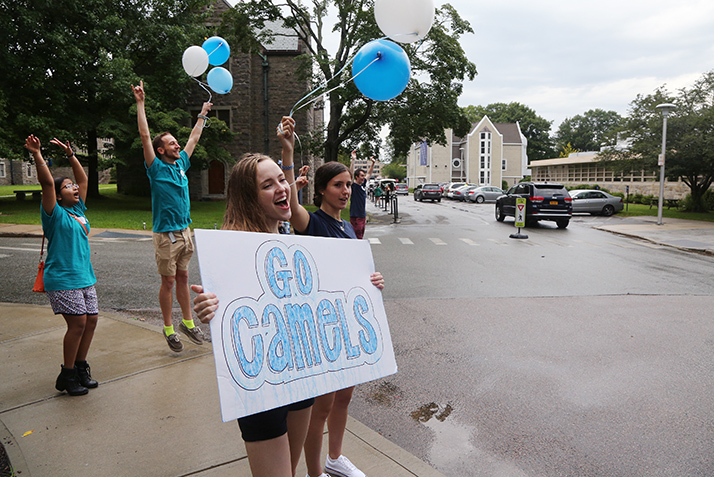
top-left (392, 196), bottom-right (399, 223)
top-left (143, 222), bottom-right (146, 230)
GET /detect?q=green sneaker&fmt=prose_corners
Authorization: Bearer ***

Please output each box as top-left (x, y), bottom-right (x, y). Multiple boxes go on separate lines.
top-left (164, 332), bottom-right (184, 352)
top-left (179, 322), bottom-right (204, 345)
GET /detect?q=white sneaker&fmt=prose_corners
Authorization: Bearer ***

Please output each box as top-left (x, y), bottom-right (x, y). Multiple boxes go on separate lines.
top-left (325, 455), bottom-right (365, 477)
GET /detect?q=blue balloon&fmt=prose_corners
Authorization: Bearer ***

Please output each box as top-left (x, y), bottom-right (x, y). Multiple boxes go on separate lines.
top-left (352, 39), bottom-right (411, 101)
top-left (207, 67), bottom-right (233, 94)
top-left (202, 36), bottom-right (231, 66)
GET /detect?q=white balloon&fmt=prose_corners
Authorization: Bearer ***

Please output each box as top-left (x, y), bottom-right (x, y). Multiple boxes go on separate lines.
top-left (374, 0), bottom-right (435, 44)
top-left (182, 45), bottom-right (209, 77)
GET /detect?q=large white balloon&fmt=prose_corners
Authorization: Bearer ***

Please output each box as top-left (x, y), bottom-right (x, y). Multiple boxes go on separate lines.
top-left (182, 45), bottom-right (209, 77)
top-left (374, 0), bottom-right (435, 44)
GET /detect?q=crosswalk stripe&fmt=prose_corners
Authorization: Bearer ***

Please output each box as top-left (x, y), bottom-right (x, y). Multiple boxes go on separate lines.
top-left (368, 238), bottom-right (381, 245)
top-left (460, 238), bottom-right (479, 246)
top-left (429, 238), bottom-right (447, 245)
top-left (398, 238), bottom-right (414, 245)
top-left (0, 246), bottom-right (40, 253)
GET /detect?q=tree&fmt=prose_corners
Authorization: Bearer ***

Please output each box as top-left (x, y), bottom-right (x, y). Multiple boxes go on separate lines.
top-left (554, 109), bottom-right (623, 154)
top-left (0, 0), bottom-right (227, 196)
top-left (559, 142), bottom-right (578, 158)
top-left (220, 0), bottom-right (477, 162)
top-left (462, 102), bottom-right (555, 161)
top-left (599, 71), bottom-right (714, 212)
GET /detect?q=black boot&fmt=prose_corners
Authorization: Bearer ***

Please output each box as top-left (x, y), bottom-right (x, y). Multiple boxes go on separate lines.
top-left (75, 360), bottom-right (98, 388)
top-left (55, 365), bottom-right (88, 396)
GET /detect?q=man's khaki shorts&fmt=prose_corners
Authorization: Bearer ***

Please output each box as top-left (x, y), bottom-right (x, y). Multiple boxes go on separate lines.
top-left (153, 227), bottom-right (194, 276)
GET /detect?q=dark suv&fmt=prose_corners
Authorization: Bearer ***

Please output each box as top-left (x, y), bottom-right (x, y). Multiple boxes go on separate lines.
top-left (495, 182), bottom-right (572, 228)
top-left (414, 183), bottom-right (442, 202)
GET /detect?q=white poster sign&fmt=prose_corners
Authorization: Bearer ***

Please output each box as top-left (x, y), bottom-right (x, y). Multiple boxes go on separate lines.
top-left (194, 229), bottom-right (397, 422)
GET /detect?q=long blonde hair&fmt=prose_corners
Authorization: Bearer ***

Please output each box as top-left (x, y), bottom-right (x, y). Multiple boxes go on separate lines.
top-left (222, 153), bottom-right (276, 233)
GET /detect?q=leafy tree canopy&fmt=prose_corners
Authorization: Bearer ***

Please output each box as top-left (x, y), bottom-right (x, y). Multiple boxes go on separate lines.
top-left (599, 71), bottom-right (714, 211)
top-left (220, 0), bottom-right (477, 162)
top-left (462, 102), bottom-right (555, 161)
top-left (554, 108), bottom-right (623, 154)
top-left (0, 0), bottom-right (232, 196)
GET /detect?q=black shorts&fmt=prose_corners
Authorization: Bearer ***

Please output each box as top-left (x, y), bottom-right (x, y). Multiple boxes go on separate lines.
top-left (237, 398), bottom-right (315, 442)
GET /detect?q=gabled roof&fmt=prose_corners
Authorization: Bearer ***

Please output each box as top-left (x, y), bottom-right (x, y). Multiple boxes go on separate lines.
top-left (493, 123), bottom-right (523, 144)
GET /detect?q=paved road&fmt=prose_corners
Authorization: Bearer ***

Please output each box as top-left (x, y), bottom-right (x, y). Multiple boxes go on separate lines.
top-left (346, 197), bottom-right (714, 476)
top-left (1, 197), bottom-right (713, 475)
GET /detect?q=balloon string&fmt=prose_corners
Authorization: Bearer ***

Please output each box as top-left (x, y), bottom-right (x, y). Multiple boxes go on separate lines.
top-left (206, 42), bottom-right (224, 58)
top-left (288, 32), bottom-right (419, 117)
top-left (290, 55), bottom-right (381, 116)
top-left (190, 77), bottom-right (213, 128)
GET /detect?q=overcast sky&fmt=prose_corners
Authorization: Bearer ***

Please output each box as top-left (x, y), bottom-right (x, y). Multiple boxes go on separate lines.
top-left (448, 0), bottom-right (714, 129)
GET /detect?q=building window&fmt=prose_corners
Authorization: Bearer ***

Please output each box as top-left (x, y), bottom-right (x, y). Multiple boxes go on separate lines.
top-left (0, 162), bottom-right (5, 178)
top-left (502, 158), bottom-right (507, 171)
top-left (479, 132), bottom-right (491, 185)
top-left (27, 163), bottom-right (33, 177)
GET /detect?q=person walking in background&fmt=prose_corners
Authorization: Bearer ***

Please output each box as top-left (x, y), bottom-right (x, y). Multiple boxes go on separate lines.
top-left (25, 135), bottom-right (99, 396)
top-left (373, 183), bottom-right (383, 206)
top-left (279, 116), bottom-right (385, 477)
top-left (349, 151), bottom-right (376, 240)
top-left (191, 152), bottom-right (314, 477)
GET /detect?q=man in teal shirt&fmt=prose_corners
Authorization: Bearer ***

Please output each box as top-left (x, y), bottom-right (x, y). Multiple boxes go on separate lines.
top-left (132, 80), bottom-right (211, 352)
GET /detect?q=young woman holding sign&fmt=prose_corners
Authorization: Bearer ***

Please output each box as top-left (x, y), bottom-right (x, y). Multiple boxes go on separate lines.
top-left (192, 153), bottom-right (314, 477)
top-left (278, 116), bottom-right (384, 477)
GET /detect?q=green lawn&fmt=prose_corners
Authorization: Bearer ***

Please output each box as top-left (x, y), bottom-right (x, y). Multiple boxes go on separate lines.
top-left (0, 184), bottom-right (346, 229)
top-left (617, 203), bottom-right (714, 222)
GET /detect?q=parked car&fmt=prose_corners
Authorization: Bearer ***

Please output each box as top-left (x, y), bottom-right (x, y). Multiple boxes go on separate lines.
top-left (495, 182), bottom-right (572, 228)
top-left (452, 185), bottom-right (477, 201)
top-left (395, 183), bottom-right (409, 195)
top-left (569, 189), bottom-right (624, 216)
top-left (414, 183), bottom-right (442, 202)
top-left (467, 186), bottom-right (504, 203)
top-left (444, 182), bottom-right (468, 199)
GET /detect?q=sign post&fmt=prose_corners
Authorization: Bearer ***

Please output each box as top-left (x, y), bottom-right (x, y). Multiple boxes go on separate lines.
top-left (509, 198), bottom-right (529, 239)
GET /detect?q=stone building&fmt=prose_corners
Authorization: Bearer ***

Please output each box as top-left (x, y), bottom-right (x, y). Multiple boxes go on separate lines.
top-left (116, 0), bottom-right (322, 202)
top-left (185, 0), bottom-right (322, 201)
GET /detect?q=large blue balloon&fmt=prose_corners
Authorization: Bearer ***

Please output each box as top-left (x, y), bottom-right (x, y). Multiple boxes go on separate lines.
top-left (352, 39), bottom-right (411, 101)
top-left (207, 67), bottom-right (233, 94)
top-left (202, 36), bottom-right (231, 66)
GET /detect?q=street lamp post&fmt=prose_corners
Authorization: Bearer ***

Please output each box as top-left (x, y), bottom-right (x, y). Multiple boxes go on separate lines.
top-left (655, 103), bottom-right (676, 225)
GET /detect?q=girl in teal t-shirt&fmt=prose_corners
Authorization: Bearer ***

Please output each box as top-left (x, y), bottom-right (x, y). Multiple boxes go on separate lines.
top-left (25, 135), bottom-right (100, 397)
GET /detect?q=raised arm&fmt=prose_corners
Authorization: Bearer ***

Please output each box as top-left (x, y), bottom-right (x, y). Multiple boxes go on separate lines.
top-left (50, 138), bottom-right (87, 203)
top-left (131, 80), bottom-right (156, 168)
top-left (367, 156), bottom-right (376, 179)
top-left (349, 150), bottom-right (357, 176)
top-left (278, 116), bottom-right (310, 233)
top-left (184, 101), bottom-right (212, 158)
top-left (25, 135), bottom-right (56, 214)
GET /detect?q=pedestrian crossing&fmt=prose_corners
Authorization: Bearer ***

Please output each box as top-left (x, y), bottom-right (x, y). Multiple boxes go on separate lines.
top-left (366, 236), bottom-right (663, 250)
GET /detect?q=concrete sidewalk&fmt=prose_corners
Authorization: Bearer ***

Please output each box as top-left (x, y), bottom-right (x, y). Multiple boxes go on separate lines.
top-left (592, 215), bottom-right (714, 255)
top-left (0, 303), bottom-right (444, 477)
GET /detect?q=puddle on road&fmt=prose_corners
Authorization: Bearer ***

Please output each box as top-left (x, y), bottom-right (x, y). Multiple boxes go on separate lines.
top-left (364, 381), bottom-right (403, 407)
top-left (410, 402), bottom-right (453, 422)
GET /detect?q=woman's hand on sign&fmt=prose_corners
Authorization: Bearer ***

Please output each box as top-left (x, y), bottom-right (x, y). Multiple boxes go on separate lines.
top-left (370, 272), bottom-right (385, 290)
top-left (191, 285), bottom-right (219, 323)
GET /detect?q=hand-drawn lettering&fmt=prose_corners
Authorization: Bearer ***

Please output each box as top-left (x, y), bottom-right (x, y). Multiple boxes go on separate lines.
top-left (222, 240), bottom-right (384, 390)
